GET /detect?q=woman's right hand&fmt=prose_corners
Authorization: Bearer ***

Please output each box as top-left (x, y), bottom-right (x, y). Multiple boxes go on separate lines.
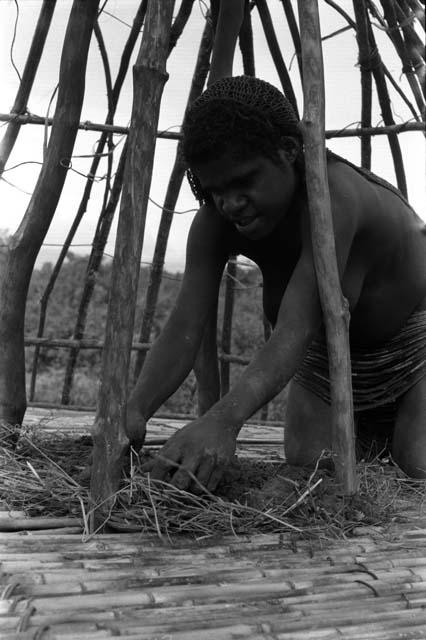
top-left (125, 404), bottom-right (147, 453)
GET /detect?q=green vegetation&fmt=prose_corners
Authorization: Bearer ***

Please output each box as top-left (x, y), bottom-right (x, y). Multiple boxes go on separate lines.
top-left (21, 251), bottom-right (287, 420)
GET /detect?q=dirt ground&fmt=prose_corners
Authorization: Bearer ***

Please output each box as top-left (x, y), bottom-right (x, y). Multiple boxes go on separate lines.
top-left (2, 428), bottom-right (420, 537)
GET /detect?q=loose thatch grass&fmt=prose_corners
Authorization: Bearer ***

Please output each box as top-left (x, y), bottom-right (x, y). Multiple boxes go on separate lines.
top-left (0, 422), bottom-right (425, 540)
top-left (0, 426), bottom-right (89, 520)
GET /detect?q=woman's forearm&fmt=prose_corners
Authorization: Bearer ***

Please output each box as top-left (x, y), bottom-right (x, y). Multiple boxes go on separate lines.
top-left (128, 323), bottom-right (200, 419)
top-left (204, 320), bottom-right (319, 432)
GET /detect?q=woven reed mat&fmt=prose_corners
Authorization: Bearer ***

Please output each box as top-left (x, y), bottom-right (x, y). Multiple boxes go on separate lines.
top-left (1, 408), bottom-right (426, 638)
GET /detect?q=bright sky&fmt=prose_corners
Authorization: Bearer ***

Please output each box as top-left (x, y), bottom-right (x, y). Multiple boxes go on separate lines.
top-left (0, 0), bottom-right (425, 271)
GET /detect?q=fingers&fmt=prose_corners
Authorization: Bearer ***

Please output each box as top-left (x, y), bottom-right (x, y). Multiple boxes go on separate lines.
top-left (190, 456), bottom-right (216, 493)
top-left (141, 452), bottom-right (176, 481)
top-left (206, 464), bottom-right (226, 493)
top-left (171, 459), bottom-right (199, 491)
top-left (142, 451), bottom-right (223, 494)
top-left (141, 451), bottom-right (195, 491)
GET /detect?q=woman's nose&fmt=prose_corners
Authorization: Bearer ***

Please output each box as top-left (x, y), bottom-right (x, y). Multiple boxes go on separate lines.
top-left (220, 193), bottom-right (247, 216)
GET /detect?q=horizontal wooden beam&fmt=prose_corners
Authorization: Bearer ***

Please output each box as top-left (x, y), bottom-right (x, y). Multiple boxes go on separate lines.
top-left (24, 336), bottom-right (151, 351)
top-left (0, 112), bottom-right (180, 140)
top-left (0, 112), bottom-right (423, 141)
top-left (24, 335), bottom-right (250, 364)
top-left (325, 121), bottom-right (425, 138)
top-left (27, 401), bottom-right (284, 426)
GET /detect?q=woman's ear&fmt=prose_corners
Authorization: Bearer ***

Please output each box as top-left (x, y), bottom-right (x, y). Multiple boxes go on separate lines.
top-left (278, 137), bottom-right (301, 164)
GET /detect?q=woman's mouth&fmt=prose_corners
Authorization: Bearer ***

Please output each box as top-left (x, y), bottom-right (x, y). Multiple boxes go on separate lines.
top-left (234, 214), bottom-right (258, 228)
top-left (235, 214), bottom-right (263, 236)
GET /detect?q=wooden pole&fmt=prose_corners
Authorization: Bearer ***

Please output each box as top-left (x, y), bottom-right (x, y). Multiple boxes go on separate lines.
top-left (256, 0), bottom-right (299, 118)
top-left (0, 0), bottom-right (56, 176)
top-left (239, 0), bottom-right (256, 76)
top-left (209, 0), bottom-right (245, 85)
top-left (89, 0), bottom-right (175, 529)
top-left (61, 19), bottom-right (116, 406)
top-left (50, 2), bottom-right (195, 400)
top-left (297, 1), bottom-right (357, 495)
top-left (352, 0), bottom-right (372, 170)
top-left (193, 300), bottom-right (221, 415)
top-left (133, 17), bottom-right (213, 382)
top-left (61, 141), bottom-right (128, 405)
top-left (280, 0), bottom-right (303, 84)
top-left (29, 2), bottom-right (148, 403)
top-left (60, 0), bottom-right (192, 402)
top-left (260, 316), bottom-right (272, 422)
top-left (168, 0), bottom-right (196, 55)
top-left (220, 260), bottom-right (237, 397)
top-left (379, 0), bottom-right (425, 107)
top-left (192, 0), bottom-right (245, 415)
top-left (365, 19), bottom-right (408, 197)
top-left (396, 2), bottom-right (425, 64)
top-left (406, 0), bottom-right (425, 30)
top-left (0, 0), bottom-right (100, 426)
top-left (324, 0), bottom-right (420, 121)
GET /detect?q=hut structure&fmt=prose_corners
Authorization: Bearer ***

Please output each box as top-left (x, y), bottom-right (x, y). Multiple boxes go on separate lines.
top-left (0, 1), bottom-right (425, 637)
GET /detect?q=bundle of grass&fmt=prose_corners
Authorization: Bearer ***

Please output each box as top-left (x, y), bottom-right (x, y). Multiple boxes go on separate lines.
top-left (108, 450), bottom-right (425, 540)
top-left (0, 426), bottom-right (90, 520)
top-left (0, 423), bottom-right (424, 540)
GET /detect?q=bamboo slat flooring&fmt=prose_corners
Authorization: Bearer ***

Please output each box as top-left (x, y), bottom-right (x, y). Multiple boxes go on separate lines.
top-left (23, 407), bottom-right (285, 458)
top-left (1, 408), bottom-right (426, 639)
top-left (2, 528), bottom-right (426, 639)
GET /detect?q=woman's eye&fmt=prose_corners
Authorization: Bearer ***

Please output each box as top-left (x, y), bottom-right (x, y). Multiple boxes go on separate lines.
top-left (235, 173), bottom-right (256, 190)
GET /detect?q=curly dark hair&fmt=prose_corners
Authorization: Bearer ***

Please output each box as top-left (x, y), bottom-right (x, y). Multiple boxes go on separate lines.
top-left (182, 76), bottom-right (303, 203)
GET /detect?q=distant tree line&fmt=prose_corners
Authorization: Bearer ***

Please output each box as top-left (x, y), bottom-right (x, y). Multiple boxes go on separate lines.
top-left (18, 250), bottom-right (288, 418)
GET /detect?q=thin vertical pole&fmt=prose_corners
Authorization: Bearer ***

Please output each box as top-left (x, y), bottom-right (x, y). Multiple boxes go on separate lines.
top-left (30, 1), bottom-right (148, 403)
top-left (297, 0), bottom-right (357, 495)
top-left (0, 0), bottom-right (57, 176)
top-left (220, 259), bottom-right (237, 397)
top-left (260, 316), bottom-right (272, 422)
top-left (90, 1), bottom-right (175, 530)
top-left (193, 0), bottom-right (245, 413)
top-left (256, 0), bottom-right (299, 117)
top-left (366, 20), bottom-right (408, 196)
top-left (0, 0), bottom-right (100, 427)
top-left (280, 0), bottom-right (303, 84)
top-left (353, 0), bottom-right (372, 170)
top-left (239, 0), bottom-right (255, 76)
top-left (380, 0), bottom-right (425, 107)
top-left (133, 17), bottom-right (213, 381)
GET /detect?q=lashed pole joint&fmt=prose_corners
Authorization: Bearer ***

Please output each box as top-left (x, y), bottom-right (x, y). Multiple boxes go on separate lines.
top-left (297, 1), bottom-right (357, 495)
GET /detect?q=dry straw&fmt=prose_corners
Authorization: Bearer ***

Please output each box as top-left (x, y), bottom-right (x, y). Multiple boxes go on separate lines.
top-left (0, 422), bottom-right (425, 539)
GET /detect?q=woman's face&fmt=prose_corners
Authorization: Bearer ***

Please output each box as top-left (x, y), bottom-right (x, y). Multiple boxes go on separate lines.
top-left (192, 148), bottom-right (299, 240)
